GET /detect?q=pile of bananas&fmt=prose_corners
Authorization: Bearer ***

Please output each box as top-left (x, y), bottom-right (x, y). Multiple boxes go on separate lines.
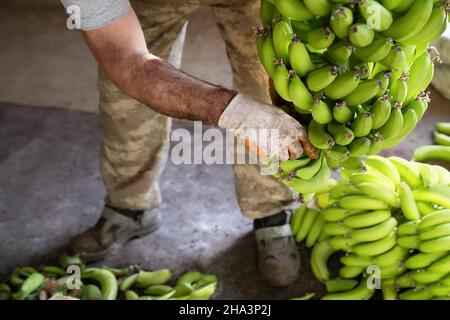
top-left (258, 0), bottom-right (448, 173)
top-left (289, 155), bottom-right (450, 299)
top-left (0, 254), bottom-right (217, 300)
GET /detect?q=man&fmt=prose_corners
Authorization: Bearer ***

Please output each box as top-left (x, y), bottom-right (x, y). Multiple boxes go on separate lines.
top-left (61, 0), bottom-right (312, 287)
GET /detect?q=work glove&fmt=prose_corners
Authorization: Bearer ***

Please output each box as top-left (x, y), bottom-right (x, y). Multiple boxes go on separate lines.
top-left (218, 94), bottom-right (318, 162)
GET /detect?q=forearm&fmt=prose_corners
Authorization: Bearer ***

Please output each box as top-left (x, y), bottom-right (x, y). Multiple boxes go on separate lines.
top-left (85, 34), bottom-right (235, 124)
top-left (124, 55), bottom-right (236, 124)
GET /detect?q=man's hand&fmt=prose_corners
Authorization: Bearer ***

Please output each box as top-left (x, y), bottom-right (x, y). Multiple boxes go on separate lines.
top-left (219, 94), bottom-right (318, 162)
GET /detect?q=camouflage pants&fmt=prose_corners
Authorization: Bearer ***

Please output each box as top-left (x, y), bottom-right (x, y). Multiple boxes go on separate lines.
top-left (99, 0), bottom-right (299, 219)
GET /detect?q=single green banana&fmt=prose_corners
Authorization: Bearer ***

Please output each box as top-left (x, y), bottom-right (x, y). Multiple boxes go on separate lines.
top-left (272, 16), bottom-right (293, 61)
top-left (310, 240), bottom-right (336, 283)
top-left (419, 210), bottom-right (450, 230)
top-left (339, 266), bottom-right (365, 279)
top-left (327, 41), bottom-right (354, 64)
top-left (351, 110), bottom-right (373, 137)
top-left (273, 59), bottom-right (292, 102)
top-left (340, 254), bottom-right (372, 268)
top-left (398, 220), bottom-right (419, 236)
top-left (354, 37), bottom-right (394, 62)
top-left (436, 122), bottom-right (450, 135)
top-left (412, 145), bottom-right (450, 164)
top-left (356, 182), bottom-right (398, 207)
top-left (428, 254), bottom-right (450, 274)
top-left (349, 23), bottom-right (374, 48)
top-left (323, 221), bottom-right (351, 236)
top-left (257, 30), bottom-right (277, 78)
top-left (324, 70), bottom-right (361, 100)
top-left (344, 210), bottom-right (391, 229)
top-left (288, 71), bottom-right (313, 112)
top-left (348, 137), bottom-right (371, 157)
top-left (358, 0), bottom-right (393, 31)
top-left (307, 27), bottom-right (335, 50)
top-left (274, 0), bottom-right (315, 21)
top-left (325, 278), bottom-right (358, 293)
top-left (312, 97), bottom-right (333, 124)
top-left (135, 269), bottom-right (172, 288)
top-left (289, 36), bottom-right (315, 76)
top-left (382, 0), bottom-right (434, 42)
top-left (290, 205), bottom-right (307, 235)
top-left (378, 103), bottom-right (404, 141)
top-left (330, 7), bottom-right (354, 39)
top-left (321, 277), bottom-right (375, 300)
top-left (352, 232), bottom-right (397, 256)
top-left (405, 252), bottom-right (447, 269)
top-left (306, 65), bottom-right (339, 92)
top-left (327, 121), bottom-right (355, 146)
top-left (333, 101), bottom-right (354, 124)
top-left (260, 0), bottom-right (274, 25)
top-left (381, 0), bottom-right (402, 10)
top-left (306, 214), bottom-right (326, 247)
top-left (399, 181), bottom-right (421, 221)
top-left (370, 95), bottom-right (392, 129)
top-left (399, 288), bottom-right (433, 300)
top-left (397, 235), bottom-right (421, 249)
top-left (350, 217), bottom-right (397, 242)
top-left (433, 131), bottom-right (450, 146)
top-left (303, 0), bottom-right (332, 17)
top-left (308, 120), bottom-right (335, 150)
top-left (372, 245), bottom-right (409, 268)
top-left (338, 195), bottom-right (390, 210)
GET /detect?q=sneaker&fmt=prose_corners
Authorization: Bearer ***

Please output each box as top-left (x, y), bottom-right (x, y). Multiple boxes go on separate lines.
top-left (255, 224), bottom-right (301, 287)
top-left (69, 206), bottom-right (160, 262)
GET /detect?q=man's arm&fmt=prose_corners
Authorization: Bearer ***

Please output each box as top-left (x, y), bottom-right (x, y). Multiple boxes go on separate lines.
top-left (83, 8), bottom-right (235, 124)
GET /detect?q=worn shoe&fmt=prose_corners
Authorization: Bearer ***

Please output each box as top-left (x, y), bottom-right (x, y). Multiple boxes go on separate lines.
top-left (70, 206), bottom-right (161, 262)
top-left (255, 224), bottom-right (301, 287)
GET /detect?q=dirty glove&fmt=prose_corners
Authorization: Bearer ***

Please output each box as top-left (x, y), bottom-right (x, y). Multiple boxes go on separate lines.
top-left (218, 94), bottom-right (316, 162)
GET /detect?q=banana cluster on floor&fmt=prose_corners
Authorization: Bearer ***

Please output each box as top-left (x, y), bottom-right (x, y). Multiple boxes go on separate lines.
top-left (258, 0), bottom-right (448, 174)
top-left (412, 121), bottom-right (450, 163)
top-left (290, 155), bottom-right (450, 300)
top-left (0, 254), bottom-right (217, 300)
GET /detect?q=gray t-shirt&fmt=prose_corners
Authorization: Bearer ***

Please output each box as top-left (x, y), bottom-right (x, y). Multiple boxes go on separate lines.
top-left (60, 0), bottom-right (130, 30)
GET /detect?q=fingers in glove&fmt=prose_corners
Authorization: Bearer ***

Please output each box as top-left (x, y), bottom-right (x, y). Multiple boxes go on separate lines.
top-left (288, 140), bottom-right (303, 160)
top-left (298, 135), bottom-right (319, 160)
top-left (243, 138), bottom-right (267, 158)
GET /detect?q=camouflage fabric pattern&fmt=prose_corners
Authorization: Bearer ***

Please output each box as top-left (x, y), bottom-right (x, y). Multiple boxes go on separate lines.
top-left (99, 0), bottom-right (299, 218)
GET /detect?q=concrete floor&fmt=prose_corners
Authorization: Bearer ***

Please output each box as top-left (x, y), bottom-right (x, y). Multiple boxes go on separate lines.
top-left (0, 1), bottom-right (449, 299)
